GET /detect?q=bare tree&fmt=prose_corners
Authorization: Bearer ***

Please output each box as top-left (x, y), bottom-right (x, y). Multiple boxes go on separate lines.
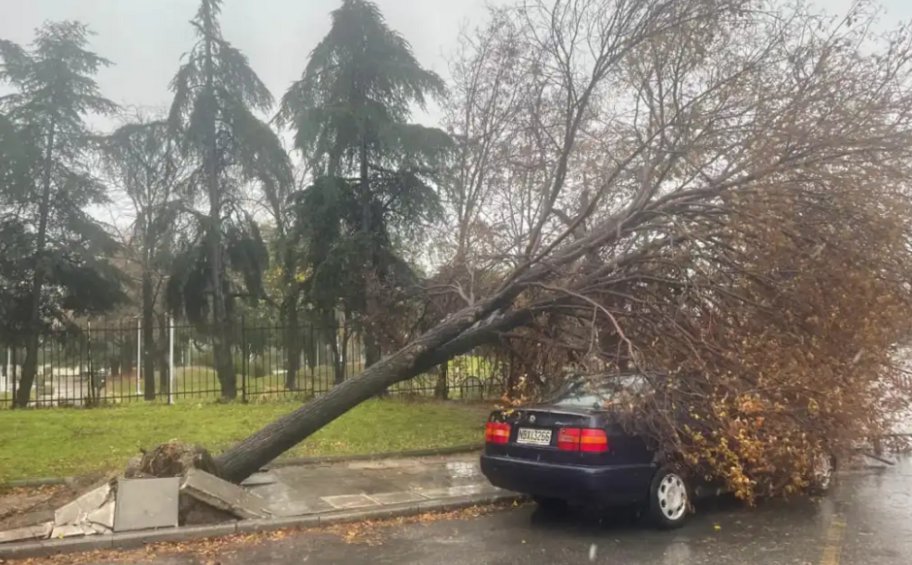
top-left (102, 115), bottom-right (187, 399)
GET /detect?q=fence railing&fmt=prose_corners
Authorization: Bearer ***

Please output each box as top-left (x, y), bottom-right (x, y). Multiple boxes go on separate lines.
top-left (0, 319), bottom-right (505, 408)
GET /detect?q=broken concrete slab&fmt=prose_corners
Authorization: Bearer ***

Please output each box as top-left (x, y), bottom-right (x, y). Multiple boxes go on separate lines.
top-left (50, 523), bottom-right (95, 539)
top-left (54, 483), bottom-right (112, 526)
top-left (180, 469), bottom-right (271, 520)
top-left (114, 477), bottom-right (180, 532)
top-left (90, 523), bottom-right (113, 535)
top-left (0, 522), bottom-right (52, 544)
top-left (87, 500), bottom-right (115, 530)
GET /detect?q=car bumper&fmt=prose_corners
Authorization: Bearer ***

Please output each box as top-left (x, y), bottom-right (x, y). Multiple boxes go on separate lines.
top-left (480, 454), bottom-right (656, 506)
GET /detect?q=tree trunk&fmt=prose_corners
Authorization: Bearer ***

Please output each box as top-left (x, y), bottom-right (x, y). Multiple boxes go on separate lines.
top-left (278, 235), bottom-right (301, 391)
top-left (212, 330), bottom-right (236, 399)
top-left (335, 326), bottom-right (349, 386)
top-left (434, 361), bottom-right (449, 400)
top-left (17, 341), bottom-right (38, 408)
top-left (364, 329), bottom-right (387, 397)
top-left (142, 272), bottom-right (156, 400)
top-left (304, 324), bottom-right (317, 372)
top-left (17, 122), bottom-right (56, 408)
top-left (202, 31), bottom-right (235, 401)
top-left (363, 330), bottom-right (381, 368)
top-left (284, 300), bottom-right (300, 391)
top-left (214, 302), bottom-right (530, 483)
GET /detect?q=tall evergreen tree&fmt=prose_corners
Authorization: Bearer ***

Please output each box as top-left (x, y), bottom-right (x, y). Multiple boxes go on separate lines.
top-left (168, 0), bottom-right (292, 399)
top-left (278, 0), bottom-right (450, 378)
top-left (0, 22), bottom-right (124, 407)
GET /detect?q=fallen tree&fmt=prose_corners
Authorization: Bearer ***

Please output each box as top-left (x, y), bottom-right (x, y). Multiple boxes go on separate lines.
top-left (208, 0), bottom-right (912, 499)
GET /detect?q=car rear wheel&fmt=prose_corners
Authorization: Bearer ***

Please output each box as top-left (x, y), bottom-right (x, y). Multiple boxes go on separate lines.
top-left (532, 496), bottom-right (568, 514)
top-left (648, 467), bottom-right (690, 529)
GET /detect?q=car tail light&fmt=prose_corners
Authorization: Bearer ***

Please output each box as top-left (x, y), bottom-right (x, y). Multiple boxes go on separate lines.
top-left (557, 427), bottom-right (581, 450)
top-left (580, 428), bottom-right (609, 453)
top-left (485, 422), bottom-right (511, 444)
top-left (557, 427), bottom-right (609, 452)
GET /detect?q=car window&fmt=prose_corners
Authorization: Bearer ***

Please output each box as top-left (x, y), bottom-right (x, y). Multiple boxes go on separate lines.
top-left (550, 375), bottom-right (649, 409)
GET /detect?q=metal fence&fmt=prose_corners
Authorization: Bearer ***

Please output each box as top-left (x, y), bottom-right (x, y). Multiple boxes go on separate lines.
top-left (0, 318), bottom-right (505, 408)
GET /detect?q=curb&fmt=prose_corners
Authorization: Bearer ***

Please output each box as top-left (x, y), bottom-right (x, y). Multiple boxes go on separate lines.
top-left (2, 477), bottom-right (71, 489)
top-left (0, 491), bottom-right (523, 560)
top-left (1, 445), bottom-right (485, 489)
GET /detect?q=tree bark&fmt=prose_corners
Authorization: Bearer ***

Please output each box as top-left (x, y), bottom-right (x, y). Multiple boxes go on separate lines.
top-left (363, 330), bottom-right (381, 368)
top-left (17, 122), bottom-right (56, 408)
top-left (203, 33), bottom-right (235, 400)
top-left (434, 361), bottom-right (449, 400)
top-left (142, 271), bottom-right (156, 400)
top-left (283, 298), bottom-right (301, 391)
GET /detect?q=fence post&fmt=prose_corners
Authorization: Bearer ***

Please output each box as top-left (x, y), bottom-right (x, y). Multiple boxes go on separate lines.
top-left (168, 316), bottom-right (175, 405)
top-left (135, 318), bottom-right (141, 397)
top-left (10, 347), bottom-right (16, 408)
top-left (241, 316), bottom-right (248, 403)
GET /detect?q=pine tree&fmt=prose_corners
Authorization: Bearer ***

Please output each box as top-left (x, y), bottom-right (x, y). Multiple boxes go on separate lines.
top-left (168, 0), bottom-right (292, 399)
top-left (0, 22), bottom-right (124, 407)
top-left (278, 0), bottom-right (450, 378)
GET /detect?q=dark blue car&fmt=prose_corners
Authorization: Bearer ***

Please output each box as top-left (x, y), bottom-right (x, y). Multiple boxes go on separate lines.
top-left (481, 374), bottom-right (835, 529)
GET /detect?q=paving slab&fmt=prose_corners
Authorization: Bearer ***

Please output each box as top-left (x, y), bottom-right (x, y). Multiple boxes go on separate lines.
top-left (0, 522), bottom-right (52, 544)
top-left (87, 500), bottom-right (115, 530)
top-left (417, 484), bottom-right (491, 498)
top-left (50, 524), bottom-right (95, 539)
top-left (54, 483), bottom-right (111, 526)
top-left (180, 469), bottom-right (271, 520)
top-left (321, 494), bottom-right (379, 510)
top-left (248, 454), bottom-right (492, 519)
top-left (114, 477), bottom-right (180, 532)
top-left (366, 491), bottom-right (428, 505)
top-left (264, 499), bottom-right (318, 518)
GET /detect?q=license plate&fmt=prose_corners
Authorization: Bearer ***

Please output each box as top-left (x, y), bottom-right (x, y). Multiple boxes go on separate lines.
top-left (516, 427), bottom-right (552, 446)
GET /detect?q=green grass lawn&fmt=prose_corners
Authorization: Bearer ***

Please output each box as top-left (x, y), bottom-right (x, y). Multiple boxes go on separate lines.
top-left (0, 399), bottom-right (491, 483)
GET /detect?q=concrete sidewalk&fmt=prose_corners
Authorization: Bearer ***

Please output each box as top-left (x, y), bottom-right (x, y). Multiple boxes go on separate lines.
top-left (0, 452), bottom-right (518, 560)
top-left (246, 453), bottom-right (501, 516)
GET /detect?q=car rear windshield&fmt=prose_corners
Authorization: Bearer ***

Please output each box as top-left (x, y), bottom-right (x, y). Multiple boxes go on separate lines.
top-left (550, 376), bottom-right (648, 409)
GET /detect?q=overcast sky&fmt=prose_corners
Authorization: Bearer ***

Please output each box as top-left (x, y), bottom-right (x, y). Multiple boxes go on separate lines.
top-left (3, 0), bottom-right (910, 133)
top-left (0, 0), bottom-right (513, 129)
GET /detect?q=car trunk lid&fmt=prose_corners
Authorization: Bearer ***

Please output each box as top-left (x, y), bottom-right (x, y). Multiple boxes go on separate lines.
top-left (486, 404), bottom-right (652, 466)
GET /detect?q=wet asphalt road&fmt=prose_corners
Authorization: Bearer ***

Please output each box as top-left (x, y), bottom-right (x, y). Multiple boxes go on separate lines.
top-left (102, 458), bottom-right (912, 564)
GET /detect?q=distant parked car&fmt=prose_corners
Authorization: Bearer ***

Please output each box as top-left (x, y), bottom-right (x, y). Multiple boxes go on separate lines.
top-left (480, 374), bottom-right (835, 528)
